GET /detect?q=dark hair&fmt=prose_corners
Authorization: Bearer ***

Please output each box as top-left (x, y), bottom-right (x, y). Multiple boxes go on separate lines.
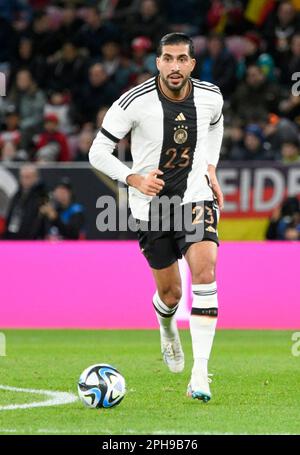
top-left (56, 177), bottom-right (73, 192)
top-left (282, 139), bottom-right (299, 148)
top-left (208, 31), bottom-right (225, 45)
top-left (281, 197), bottom-right (300, 217)
top-left (157, 33), bottom-right (195, 58)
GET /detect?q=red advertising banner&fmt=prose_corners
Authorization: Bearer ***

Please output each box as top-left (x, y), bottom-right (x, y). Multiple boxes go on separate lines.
top-left (218, 162), bottom-right (300, 218)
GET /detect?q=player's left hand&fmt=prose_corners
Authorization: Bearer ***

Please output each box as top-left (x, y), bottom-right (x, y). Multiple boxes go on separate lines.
top-left (210, 178), bottom-right (224, 210)
top-left (207, 165), bottom-right (224, 210)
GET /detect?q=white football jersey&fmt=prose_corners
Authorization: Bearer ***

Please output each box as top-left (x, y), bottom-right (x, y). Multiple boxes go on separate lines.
top-left (89, 76), bottom-right (224, 221)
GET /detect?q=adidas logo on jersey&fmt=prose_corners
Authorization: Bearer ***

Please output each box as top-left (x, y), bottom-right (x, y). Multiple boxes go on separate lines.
top-left (175, 113), bottom-right (186, 121)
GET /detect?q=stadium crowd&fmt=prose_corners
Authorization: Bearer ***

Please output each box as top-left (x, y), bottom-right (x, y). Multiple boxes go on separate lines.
top-left (0, 0), bottom-right (300, 241)
top-left (0, 0), bottom-right (300, 163)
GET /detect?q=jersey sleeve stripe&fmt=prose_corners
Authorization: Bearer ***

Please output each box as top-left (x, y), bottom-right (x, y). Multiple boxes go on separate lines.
top-left (122, 86), bottom-right (157, 110)
top-left (210, 112), bottom-right (223, 126)
top-left (119, 84), bottom-right (155, 107)
top-left (118, 78), bottom-right (156, 107)
top-left (100, 127), bottom-right (120, 143)
top-left (119, 76), bottom-right (155, 97)
top-left (191, 79), bottom-right (221, 92)
top-left (119, 83), bottom-right (156, 108)
top-left (193, 84), bottom-right (222, 96)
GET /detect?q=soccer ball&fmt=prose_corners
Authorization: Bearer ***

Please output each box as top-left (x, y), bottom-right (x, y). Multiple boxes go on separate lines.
top-left (78, 364), bottom-right (126, 409)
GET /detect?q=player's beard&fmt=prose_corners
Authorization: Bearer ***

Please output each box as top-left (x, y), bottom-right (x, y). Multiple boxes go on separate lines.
top-left (160, 73), bottom-right (190, 94)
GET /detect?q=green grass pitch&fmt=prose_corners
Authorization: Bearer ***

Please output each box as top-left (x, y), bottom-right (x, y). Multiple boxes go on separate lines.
top-left (0, 329), bottom-right (299, 435)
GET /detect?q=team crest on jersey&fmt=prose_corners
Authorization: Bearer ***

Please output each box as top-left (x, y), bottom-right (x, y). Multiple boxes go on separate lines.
top-left (174, 125), bottom-right (188, 144)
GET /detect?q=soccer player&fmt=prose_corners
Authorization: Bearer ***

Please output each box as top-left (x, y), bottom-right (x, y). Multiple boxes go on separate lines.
top-left (89, 33), bottom-right (224, 402)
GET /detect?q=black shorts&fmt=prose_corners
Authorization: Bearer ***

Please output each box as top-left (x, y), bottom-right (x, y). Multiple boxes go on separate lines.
top-left (136, 200), bottom-right (219, 270)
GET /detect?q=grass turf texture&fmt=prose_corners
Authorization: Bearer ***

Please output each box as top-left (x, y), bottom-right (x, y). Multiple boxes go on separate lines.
top-left (0, 330), bottom-right (299, 435)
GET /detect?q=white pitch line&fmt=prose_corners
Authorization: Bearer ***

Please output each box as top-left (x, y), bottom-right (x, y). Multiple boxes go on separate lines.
top-left (0, 384), bottom-right (78, 410)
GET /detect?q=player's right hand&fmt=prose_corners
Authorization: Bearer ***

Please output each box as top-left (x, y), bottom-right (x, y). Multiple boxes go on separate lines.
top-left (126, 169), bottom-right (165, 196)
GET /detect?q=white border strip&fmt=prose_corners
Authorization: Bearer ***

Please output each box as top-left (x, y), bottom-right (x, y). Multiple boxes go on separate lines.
top-left (0, 384), bottom-right (77, 410)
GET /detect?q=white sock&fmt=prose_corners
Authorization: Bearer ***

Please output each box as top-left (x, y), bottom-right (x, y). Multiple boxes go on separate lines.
top-left (189, 282), bottom-right (218, 375)
top-left (153, 291), bottom-right (179, 340)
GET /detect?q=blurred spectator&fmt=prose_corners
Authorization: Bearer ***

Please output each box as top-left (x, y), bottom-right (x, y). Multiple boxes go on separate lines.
top-left (122, 0), bottom-right (166, 47)
top-left (9, 36), bottom-right (47, 89)
top-left (230, 124), bottom-right (271, 160)
top-left (266, 196), bottom-right (300, 240)
top-left (58, 4), bottom-right (84, 42)
top-left (0, 16), bottom-right (16, 64)
top-left (257, 52), bottom-right (277, 82)
top-left (40, 178), bottom-right (85, 240)
top-left (280, 140), bottom-right (300, 163)
top-left (221, 117), bottom-right (244, 160)
top-left (263, 115), bottom-right (299, 155)
top-left (136, 71), bottom-right (153, 85)
top-left (9, 68), bottom-right (46, 150)
top-left (44, 90), bottom-right (72, 135)
top-left (72, 63), bottom-right (118, 125)
top-left (1, 141), bottom-right (16, 162)
top-left (0, 103), bottom-right (28, 162)
top-left (195, 33), bottom-right (237, 98)
top-left (237, 32), bottom-right (276, 82)
top-left (277, 32), bottom-right (300, 86)
top-left (74, 130), bottom-right (95, 162)
top-left (130, 36), bottom-right (157, 75)
top-left (27, 10), bottom-right (63, 58)
top-left (263, 0), bottom-right (300, 56)
top-left (164, 0), bottom-right (209, 35)
top-left (76, 6), bottom-right (120, 57)
top-left (230, 64), bottom-right (281, 122)
top-left (0, 140), bottom-right (27, 163)
top-left (3, 163), bottom-right (47, 239)
top-left (237, 32), bottom-right (262, 80)
top-left (106, 0), bottom-right (140, 24)
top-left (46, 40), bottom-right (88, 93)
top-left (0, 104), bottom-right (21, 149)
top-left (95, 106), bottom-right (109, 130)
top-left (35, 113), bottom-right (70, 162)
top-left (0, 0), bottom-right (32, 24)
top-left (99, 40), bottom-right (136, 91)
top-left (100, 40), bottom-right (122, 78)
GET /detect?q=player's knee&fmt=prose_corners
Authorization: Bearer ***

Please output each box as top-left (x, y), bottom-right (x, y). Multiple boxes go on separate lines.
top-left (159, 286), bottom-right (182, 308)
top-left (193, 266), bottom-right (215, 285)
